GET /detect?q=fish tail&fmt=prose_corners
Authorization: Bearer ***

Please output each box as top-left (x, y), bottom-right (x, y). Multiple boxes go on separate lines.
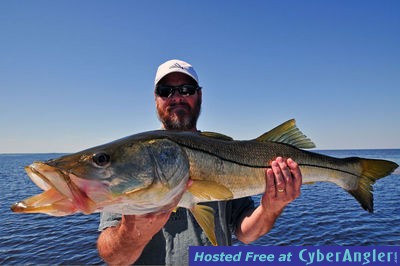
top-left (347, 158), bottom-right (398, 213)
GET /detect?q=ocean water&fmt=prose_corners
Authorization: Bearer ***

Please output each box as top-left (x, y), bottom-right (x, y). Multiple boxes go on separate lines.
top-left (1, 150), bottom-right (399, 264)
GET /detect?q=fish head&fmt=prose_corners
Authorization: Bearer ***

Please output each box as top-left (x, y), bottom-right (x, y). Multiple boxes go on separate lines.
top-left (11, 136), bottom-right (190, 216)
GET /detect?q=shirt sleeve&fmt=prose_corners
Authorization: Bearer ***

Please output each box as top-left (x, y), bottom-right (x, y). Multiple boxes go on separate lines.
top-left (228, 196), bottom-right (255, 233)
top-left (98, 212), bottom-right (122, 231)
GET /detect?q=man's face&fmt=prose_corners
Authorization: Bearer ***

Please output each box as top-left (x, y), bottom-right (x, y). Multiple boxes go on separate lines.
top-left (155, 72), bottom-right (202, 131)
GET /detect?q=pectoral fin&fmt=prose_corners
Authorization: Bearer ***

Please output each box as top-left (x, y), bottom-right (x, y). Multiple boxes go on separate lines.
top-left (188, 180), bottom-right (233, 201)
top-left (190, 204), bottom-right (217, 246)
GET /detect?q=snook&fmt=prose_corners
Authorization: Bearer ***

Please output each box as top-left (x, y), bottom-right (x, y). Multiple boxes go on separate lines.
top-left (11, 120), bottom-right (398, 245)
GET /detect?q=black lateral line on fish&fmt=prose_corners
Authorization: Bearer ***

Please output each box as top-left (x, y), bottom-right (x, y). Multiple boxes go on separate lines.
top-left (296, 163), bottom-right (361, 179)
top-left (180, 145), bottom-right (362, 180)
top-left (140, 135), bottom-right (364, 180)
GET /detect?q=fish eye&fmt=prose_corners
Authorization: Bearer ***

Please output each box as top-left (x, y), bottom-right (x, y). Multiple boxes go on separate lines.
top-left (92, 152), bottom-right (111, 167)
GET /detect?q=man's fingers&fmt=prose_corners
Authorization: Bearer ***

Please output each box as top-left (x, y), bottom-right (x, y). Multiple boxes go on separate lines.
top-left (277, 157), bottom-right (292, 185)
top-left (272, 157), bottom-right (285, 192)
top-left (287, 158), bottom-right (302, 188)
top-left (265, 168), bottom-right (276, 197)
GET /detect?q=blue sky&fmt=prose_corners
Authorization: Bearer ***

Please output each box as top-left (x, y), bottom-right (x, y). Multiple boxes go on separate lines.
top-left (1, 1), bottom-right (399, 153)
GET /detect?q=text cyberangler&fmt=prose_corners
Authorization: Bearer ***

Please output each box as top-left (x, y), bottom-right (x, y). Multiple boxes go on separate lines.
top-left (192, 248), bottom-right (398, 265)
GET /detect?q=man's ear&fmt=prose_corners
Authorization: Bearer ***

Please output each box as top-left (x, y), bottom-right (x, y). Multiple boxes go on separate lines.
top-left (197, 89), bottom-right (202, 104)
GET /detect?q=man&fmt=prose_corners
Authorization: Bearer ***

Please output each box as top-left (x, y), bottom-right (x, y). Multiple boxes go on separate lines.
top-left (97, 59), bottom-right (302, 265)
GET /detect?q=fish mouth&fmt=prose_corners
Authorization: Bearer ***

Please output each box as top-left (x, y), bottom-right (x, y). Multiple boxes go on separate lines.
top-left (11, 162), bottom-right (106, 216)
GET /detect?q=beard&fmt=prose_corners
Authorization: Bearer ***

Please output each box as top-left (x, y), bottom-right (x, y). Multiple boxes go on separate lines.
top-left (156, 98), bottom-right (201, 131)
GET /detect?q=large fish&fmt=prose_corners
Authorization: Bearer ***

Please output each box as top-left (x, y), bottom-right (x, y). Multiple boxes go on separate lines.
top-left (11, 120), bottom-right (398, 245)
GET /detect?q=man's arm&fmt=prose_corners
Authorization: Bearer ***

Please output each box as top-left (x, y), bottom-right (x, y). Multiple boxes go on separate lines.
top-left (97, 212), bottom-right (171, 265)
top-left (235, 157), bottom-right (302, 244)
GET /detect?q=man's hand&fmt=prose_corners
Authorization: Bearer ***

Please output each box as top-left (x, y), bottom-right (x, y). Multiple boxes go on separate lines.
top-left (236, 157), bottom-right (302, 244)
top-left (120, 212), bottom-right (172, 242)
top-left (97, 180), bottom-right (194, 265)
top-left (262, 157), bottom-right (302, 214)
top-left (98, 211), bottom-right (172, 265)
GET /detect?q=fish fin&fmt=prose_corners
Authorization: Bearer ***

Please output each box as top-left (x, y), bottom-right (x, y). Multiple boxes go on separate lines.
top-left (188, 180), bottom-right (233, 200)
top-left (200, 131), bottom-right (233, 141)
top-left (348, 158), bottom-right (398, 213)
top-left (255, 119), bottom-right (316, 149)
top-left (303, 181), bottom-right (316, 185)
top-left (190, 204), bottom-right (217, 246)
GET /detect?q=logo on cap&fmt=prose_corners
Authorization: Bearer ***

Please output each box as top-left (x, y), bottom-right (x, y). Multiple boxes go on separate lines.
top-left (169, 63), bottom-right (186, 70)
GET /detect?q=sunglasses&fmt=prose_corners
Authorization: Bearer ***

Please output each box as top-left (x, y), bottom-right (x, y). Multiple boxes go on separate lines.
top-left (155, 85), bottom-right (201, 98)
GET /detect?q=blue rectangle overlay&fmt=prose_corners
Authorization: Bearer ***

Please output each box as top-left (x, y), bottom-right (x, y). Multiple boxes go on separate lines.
top-left (189, 246), bottom-right (399, 265)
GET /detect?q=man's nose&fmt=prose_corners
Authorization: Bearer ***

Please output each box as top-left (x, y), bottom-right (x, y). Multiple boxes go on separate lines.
top-left (170, 89), bottom-right (184, 98)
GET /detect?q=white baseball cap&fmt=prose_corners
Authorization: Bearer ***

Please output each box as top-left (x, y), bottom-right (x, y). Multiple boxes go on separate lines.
top-left (154, 59), bottom-right (199, 86)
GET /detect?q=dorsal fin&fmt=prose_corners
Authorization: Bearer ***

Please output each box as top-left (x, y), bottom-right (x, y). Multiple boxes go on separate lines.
top-left (200, 131), bottom-right (233, 141)
top-left (254, 119), bottom-right (316, 149)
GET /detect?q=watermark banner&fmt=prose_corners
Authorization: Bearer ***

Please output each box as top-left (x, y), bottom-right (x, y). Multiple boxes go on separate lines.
top-left (189, 246), bottom-right (399, 265)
